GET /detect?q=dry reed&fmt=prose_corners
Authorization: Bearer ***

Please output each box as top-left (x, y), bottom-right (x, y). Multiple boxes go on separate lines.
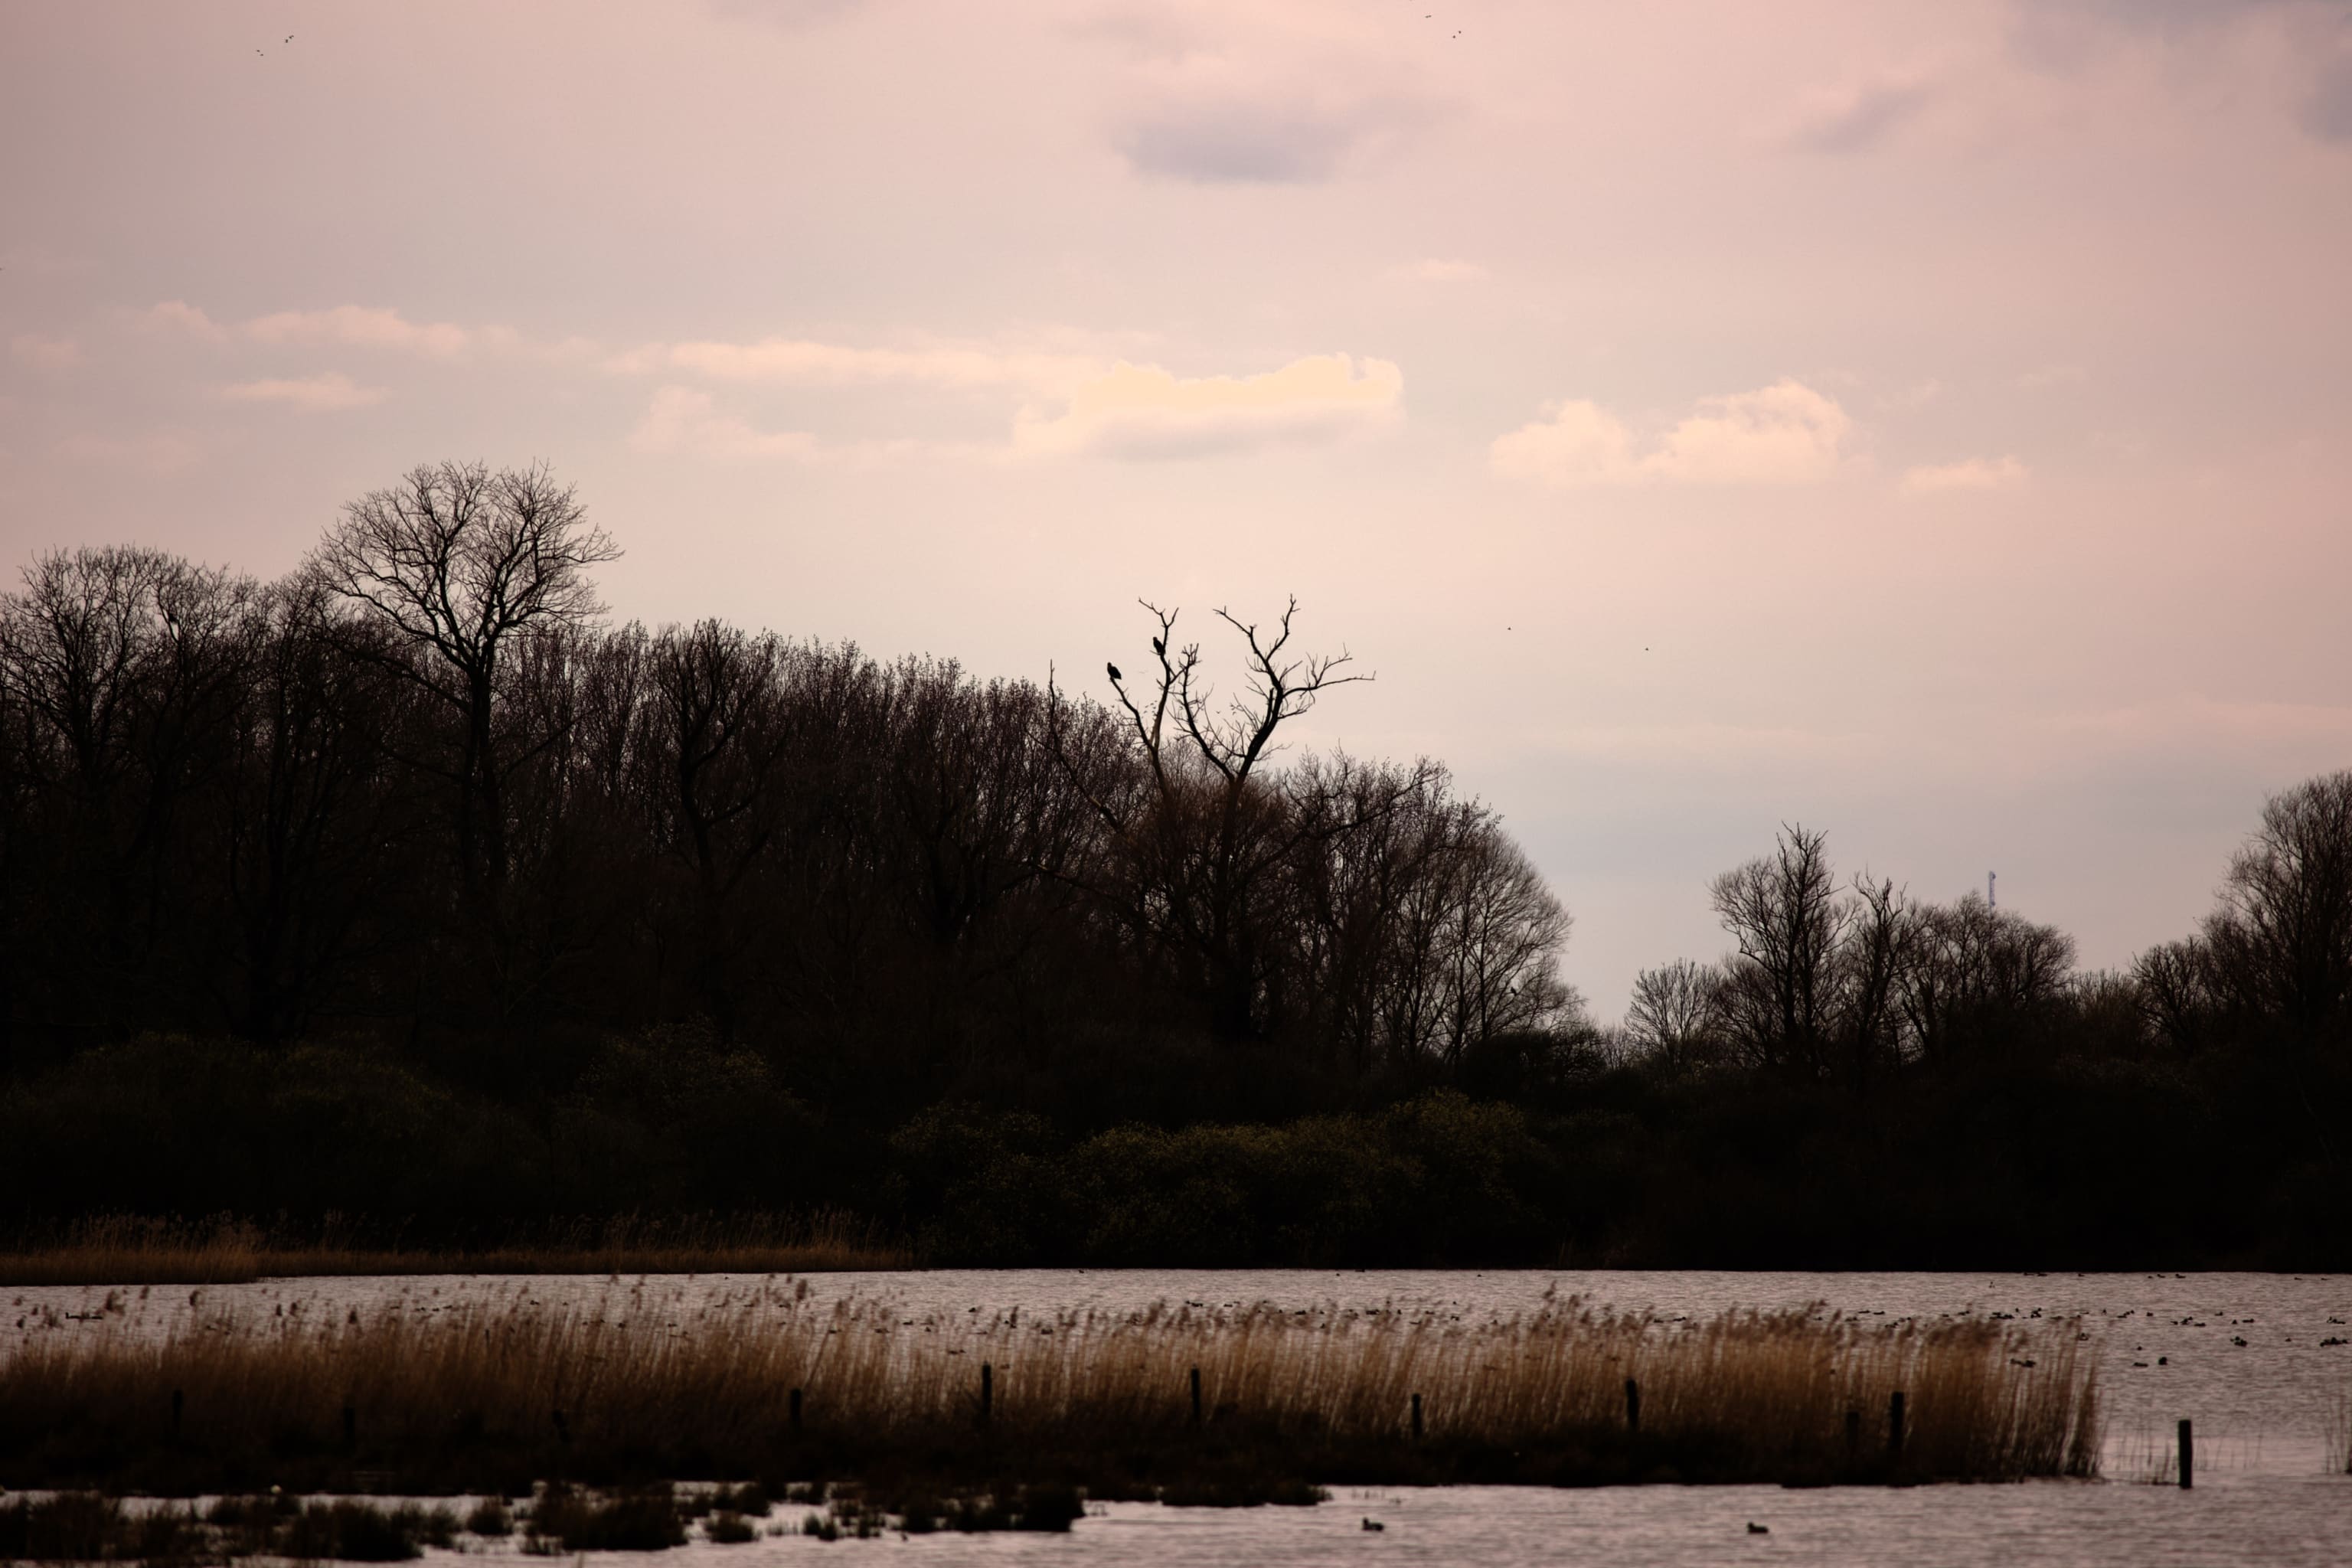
top-left (0, 1286), bottom-right (2099, 1493)
top-left (0, 1213), bottom-right (906, 1286)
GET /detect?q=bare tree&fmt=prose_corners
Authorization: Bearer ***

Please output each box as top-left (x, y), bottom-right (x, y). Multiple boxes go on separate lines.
top-left (1710, 825), bottom-right (1847, 1078)
top-left (1053, 597), bottom-right (1405, 1040)
top-left (1900, 892), bottom-right (2076, 1064)
top-left (311, 461), bottom-right (619, 915)
top-left (211, 578), bottom-right (412, 1042)
top-left (0, 547), bottom-right (255, 1027)
top-left (1625, 957), bottom-right (1725, 1076)
top-left (2133, 936), bottom-right (2223, 1054)
top-left (2203, 770), bottom-right (2352, 1045)
top-left (1707, 825), bottom-right (1927, 1085)
top-left (1834, 872), bottom-right (1922, 1088)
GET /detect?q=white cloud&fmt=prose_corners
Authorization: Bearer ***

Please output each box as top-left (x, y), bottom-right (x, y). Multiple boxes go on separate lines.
top-left (242, 305), bottom-right (472, 358)
top-left (1491, 380), bottom-right (1853, 488)
top-left (142, 300), bottom-right (229, 343)
top-left (1395, 258), bottom-right (1488, 283)
top-left (623, 336), bottom-right (1101, 394)
top-left (629, 385), bottom-right (823, 459)
top-left (1012, 353), bottom-right (1403, 459)
top-left (9, 335), bottom-right (80, 371)
top-left (1900, 455), bottom-right (2028, 494)
top-left (214, 373), bottom-right (387, 412)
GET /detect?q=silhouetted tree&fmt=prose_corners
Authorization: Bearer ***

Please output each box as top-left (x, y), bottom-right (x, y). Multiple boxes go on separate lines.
top-left (311, 461), bottom-right (619, 938)
top-left (0, 547), bottom-right (255, 1034)
top-left (2202, 770), bottom-right (2352, 1047)
top-left (1710, 825), bottom-right (1846, 1079)
top-left (1625, 957), bottom-right (1726, 1075)
top-left (1063, 598), bottom-right (1393, 1043)
top-left (1708, 827), bottom-right (1925, 1086)
top-left (1900, 893), bottom-right (2076, 1065)
top-left (205, 580), bottom-right (416, 1041)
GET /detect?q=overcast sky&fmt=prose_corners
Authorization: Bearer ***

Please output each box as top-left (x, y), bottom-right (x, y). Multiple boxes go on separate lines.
top-left (4, 0), bottom-right (2350, 1016)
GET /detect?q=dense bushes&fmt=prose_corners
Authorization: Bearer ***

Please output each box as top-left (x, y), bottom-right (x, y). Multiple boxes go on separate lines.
top-left (5, 1036), bottom-right (2342, 1268)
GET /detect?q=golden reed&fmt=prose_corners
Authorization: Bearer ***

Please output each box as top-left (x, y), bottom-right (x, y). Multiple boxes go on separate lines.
top-left (0, 1287), bottom-right (2099, 1488)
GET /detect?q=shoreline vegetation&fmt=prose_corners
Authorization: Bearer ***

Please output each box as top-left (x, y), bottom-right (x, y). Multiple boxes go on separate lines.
top-left (0, 1216), bottom-right (909, 1289)
top-left (0, 1292), bottom-right (2100, 1498)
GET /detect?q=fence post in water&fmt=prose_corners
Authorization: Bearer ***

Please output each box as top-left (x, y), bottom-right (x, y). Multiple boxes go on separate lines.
top-left (1844, 1408), bottom-right (1860, 1461)
top-left (789, 1387), bottom-right (803, 1433)
top-left (1411, 1393), bottom-right (1424, 1442)
top-left (1189, 1367), bottom-right (1201, 1427)
top-left (2178, 1419), bottom-right (2193, 1490)
top-left (1888, 1391), bottom-right (1906, 1462)
top-left (1625, 1377), bottom-right (1641, 1436)
top-left (170, 1387), bottom-right (184, 1439)
top-left (341, 1395), bottom-right (357, 1452)
top-left (980, 1362), bottom-right (993, 1429)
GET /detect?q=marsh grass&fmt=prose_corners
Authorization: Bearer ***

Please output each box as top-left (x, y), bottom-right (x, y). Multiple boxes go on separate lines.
top-left (2328, 1386), bottom-right (2351, 1475)
top-left (0, 1212), bottom-right (905, 1286)
top-left (0, 1285), bottom-right (2098, 1494)
top-left (0, 1492), bottom-right (469, 1563)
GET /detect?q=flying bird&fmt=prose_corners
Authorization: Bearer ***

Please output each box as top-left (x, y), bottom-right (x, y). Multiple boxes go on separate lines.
top-left (1106, 662), bottom-right (1122, 682)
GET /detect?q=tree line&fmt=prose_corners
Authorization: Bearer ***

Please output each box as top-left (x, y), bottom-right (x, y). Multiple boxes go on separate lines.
top-left (1616, 774), bottom-right (2352, 1083)
top-left (4, 462), bottom-right (2347, 1264)
top-left (0, 462), bottom-right (1571, 1125)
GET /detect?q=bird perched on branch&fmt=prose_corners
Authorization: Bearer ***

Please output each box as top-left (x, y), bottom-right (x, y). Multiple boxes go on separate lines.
top-left (1106, 662), bottom-right (1122, 682)
top-left (1152, 636), bottom-right (1165, 656)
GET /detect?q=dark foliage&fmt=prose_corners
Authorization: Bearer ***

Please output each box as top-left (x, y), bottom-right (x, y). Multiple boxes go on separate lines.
top-left (3, 474), bottom-right (2347, 1269)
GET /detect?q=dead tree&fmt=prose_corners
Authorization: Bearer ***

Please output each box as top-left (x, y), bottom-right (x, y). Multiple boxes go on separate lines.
top-left (1054, 597), bottom-right (1395, 1041)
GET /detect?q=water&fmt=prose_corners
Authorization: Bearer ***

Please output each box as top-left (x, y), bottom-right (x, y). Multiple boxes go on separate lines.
top-left (11, 1269), bottom-right (2350, 1563)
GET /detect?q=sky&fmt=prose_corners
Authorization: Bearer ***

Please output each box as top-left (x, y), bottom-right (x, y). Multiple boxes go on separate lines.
top-left (3, 0), bottom-right (2350, 1018)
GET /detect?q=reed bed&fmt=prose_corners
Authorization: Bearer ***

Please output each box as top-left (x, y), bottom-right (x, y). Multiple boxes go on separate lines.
top-left (0, 1286), bottom-right (2099, 1494)
top-left (0, 1213), bottom-right (906, 1286)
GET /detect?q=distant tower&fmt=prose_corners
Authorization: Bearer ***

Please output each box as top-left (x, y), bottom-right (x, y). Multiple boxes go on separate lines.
top-left (1988, 871), bottom-right (1997, 910)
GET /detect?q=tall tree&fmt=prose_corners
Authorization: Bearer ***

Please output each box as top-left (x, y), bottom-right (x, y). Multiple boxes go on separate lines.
top-left (311, 461), bottom-right (619, 936)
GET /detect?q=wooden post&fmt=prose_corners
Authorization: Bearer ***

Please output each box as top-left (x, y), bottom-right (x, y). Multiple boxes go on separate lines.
top-left (1624, 1377), bottom-right (1641, 1436)
top-left (341, 1396), bottom-right (357, 1452)
top-left (170, 1387), bottom-right (184, 1438)
top-left (1189, 1367), bottom-right (1201, 1426)
top-left (980, 1362), bottom-right (993, 1429)
top-left (552, 1407), bottom-right (570, 1446)
top-left (2178, 1418), bottom-right (2193, 1490)
top-left (1411, 1393), bottom-right (1424, 1442)
top-left (789, 1387), bottom-right (803, 1432)
top-left (1844, 1408), bottom-right (1860, 1460)
top-left (1888, 1391), bottom-right (1906, 1462)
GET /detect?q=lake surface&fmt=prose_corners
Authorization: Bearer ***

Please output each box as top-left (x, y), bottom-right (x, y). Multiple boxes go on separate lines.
top-left (11, 1269), bottom-right (2350, 1564)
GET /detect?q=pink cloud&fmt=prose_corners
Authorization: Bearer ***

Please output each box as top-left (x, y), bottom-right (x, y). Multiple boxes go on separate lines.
top-left (214, 373), bottom-right (387, 412)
